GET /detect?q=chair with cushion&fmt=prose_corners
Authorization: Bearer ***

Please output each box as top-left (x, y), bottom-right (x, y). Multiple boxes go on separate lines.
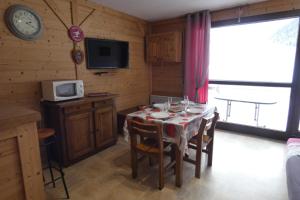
top-left (184, 111), bottom-right (219, 178)
top-left (127, 119), bottom-right (176, 190)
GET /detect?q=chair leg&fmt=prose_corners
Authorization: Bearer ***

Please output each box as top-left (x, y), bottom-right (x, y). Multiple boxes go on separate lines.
top-left (158, 153), bottom-right (164, 190)
top-left (131, 149), bottom-right (138, 179)
top-left (207, 141), bottom-right (214, 167)
top-left (53, 135), bottom-right (70, 199)
top-left (59, 165), bottom-right (70, 199)
top-left (195, 143), bottom-right (202, 179)
top-left (46, 145), bottom-right (56, 188)
top-left (175, 146), bottom-right (183, 187)
top-left (171, 144), bottom-right (176, 175)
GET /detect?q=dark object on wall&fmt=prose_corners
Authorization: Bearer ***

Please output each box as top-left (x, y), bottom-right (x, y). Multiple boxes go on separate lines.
top-left (85, 38), bottom-right (129, 69)
top-left (71, 49), bottom-right (84, 64)
top-left (5, 4), bottom-right (43, 40)
top-left (94, 71), bottom-right (109, 76)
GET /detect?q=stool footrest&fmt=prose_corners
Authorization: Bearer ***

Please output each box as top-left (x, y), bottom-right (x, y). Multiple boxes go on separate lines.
top-left (44, 176), bottom-right (64, 186)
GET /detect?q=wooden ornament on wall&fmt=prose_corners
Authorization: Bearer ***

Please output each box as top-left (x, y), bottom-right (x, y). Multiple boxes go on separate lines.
top-left (68, 25), bottom-right (84, 42)
top-left (71, 49), bottom-right (84, 64)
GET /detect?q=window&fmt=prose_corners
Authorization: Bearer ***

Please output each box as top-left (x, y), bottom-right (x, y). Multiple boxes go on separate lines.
top-left (209, 17), bottom-right (299, 132)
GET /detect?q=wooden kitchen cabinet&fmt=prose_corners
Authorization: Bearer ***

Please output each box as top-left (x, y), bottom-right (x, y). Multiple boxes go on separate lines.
top-left (65, 111), bottom-right (94, 161)
top-left (94, 106), bottom-right (114, 148)
top-left (147, 31), bottom-right (182, 63)
top-left (42, 95), bottom-right (118, 166)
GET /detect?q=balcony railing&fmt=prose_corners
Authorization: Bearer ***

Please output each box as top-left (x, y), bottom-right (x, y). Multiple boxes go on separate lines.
top-left (208, 84), bottom-right (290, 131)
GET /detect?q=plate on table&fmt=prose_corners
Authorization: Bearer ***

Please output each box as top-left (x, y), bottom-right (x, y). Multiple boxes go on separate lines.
top-left (150, 112), bottom-right (170, 119)
top-left (169, 106), bottom-right (183, 113)
top-left (153, 103), bottom-right (164, 110)
top-left (192, 104), bottom-right (206, 108)
top-left (186, 108), bottom-right (203, 114)
top-left (180, 101), bottom-right (195, 105)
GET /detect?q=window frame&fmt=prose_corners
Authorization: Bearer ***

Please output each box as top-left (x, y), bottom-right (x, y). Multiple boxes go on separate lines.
top-left (210, 9), bottom-right (300, 139)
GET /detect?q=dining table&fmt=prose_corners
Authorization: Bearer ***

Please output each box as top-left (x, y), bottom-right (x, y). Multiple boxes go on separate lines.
top-left (123, 102), bottom-right (216, 187)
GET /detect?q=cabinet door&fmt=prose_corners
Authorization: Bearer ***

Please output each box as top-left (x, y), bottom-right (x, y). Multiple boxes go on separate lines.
top-left (65, 112), bottom-right (94, 161)
top-left (148, 35), bottom-right (161, 62)
top-left (147, 32), bottom-right (182, 63)
top-left (94, 106), bottom-right (114, 148)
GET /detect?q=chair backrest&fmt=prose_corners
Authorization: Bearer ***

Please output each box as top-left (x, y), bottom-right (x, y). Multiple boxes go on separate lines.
top-left (127, 119), bottom-right (163, 150)
top-left (206, 112), bottom-right (219, 137)
top-left (196, 111), bottom-right (219, 141)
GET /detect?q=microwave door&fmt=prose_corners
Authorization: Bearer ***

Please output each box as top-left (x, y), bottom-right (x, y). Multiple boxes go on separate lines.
top-left (56, 83), bottom-right (77, 98)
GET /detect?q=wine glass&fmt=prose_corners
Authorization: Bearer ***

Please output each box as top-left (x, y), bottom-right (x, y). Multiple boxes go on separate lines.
top-left (164, 101), bottom-right (170, 112)
top-left (184, 95), bottom-right (189, 103)
top-left (183, 95), bottom-right (189, 112)
top-left (168, 97), bottom-right (172, 107)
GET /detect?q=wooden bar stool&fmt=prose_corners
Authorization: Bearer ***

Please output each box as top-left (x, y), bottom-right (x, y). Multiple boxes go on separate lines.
top-left (38, 128), bottom-right (70, 199)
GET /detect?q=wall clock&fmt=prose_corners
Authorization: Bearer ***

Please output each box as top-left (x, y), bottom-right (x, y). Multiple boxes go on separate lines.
top-left (5, 5), bottom-right (43, 41)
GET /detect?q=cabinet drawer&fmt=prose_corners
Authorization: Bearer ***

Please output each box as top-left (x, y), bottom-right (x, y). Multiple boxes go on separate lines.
top-left (94, 100), bottom-right (113, 108)
top-left (64, 103), bottom-right (92, 114)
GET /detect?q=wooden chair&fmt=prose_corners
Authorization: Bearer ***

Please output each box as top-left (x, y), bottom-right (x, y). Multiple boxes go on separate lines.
top-left (184, 112), bottom-right (219, 178)
top-left (127, 119), bottom-right (175, 190)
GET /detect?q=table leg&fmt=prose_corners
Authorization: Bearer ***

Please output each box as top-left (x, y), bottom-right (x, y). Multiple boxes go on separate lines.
top-left (225, 100), bottom-right (232, 121)
top-left (175, 145), bottom-right (183, 187)
top-left (254, 103), bottom-right (260, 126)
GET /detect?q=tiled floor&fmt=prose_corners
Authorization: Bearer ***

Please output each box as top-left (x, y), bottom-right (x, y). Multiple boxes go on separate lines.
top-left (45, 130), bottom-right (288, 200)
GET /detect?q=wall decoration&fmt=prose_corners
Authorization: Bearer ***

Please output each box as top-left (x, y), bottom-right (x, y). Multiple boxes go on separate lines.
top-left (68, 25), bottom-right (84, 42)
top-left (71, 48), bottom-right (84, 64)
top-left (4, 4), bottom-right (43, 40)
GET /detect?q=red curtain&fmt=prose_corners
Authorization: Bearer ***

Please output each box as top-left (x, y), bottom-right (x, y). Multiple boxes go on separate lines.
top-left (184, 11), bottom-right (211, 103)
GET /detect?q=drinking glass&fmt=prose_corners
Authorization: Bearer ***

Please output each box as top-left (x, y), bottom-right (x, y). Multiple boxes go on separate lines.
top-left (164, 101), bottom-right (170, 112)
top-left (168, 97), bottom-right (172, 107)
top-left (183, 95), bottom-right (189, 112)
top-left (184, 95), bottom-right (189, 104)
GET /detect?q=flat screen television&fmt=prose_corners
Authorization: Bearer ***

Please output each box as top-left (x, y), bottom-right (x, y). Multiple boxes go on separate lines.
top-left (85, 38), bottom-right (129, 69)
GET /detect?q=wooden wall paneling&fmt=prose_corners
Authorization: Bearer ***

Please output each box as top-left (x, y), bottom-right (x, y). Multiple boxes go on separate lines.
top-left (212, 0), bottom-right (300, 22)
top-left (0, 0), bottom-right (75, 109)
top-left (71, 0), bottom-right (79, 25)
top-left (0, 137), bottom-right (25, 199)
top-left (0, 0), bottom-right (150, 111)
top-left (149, 0), bottom-right (300, 97)
top-left (77, 4), bottom-right (96, 27)
top-left (149, 18), bottom-right (185, 97)
top-left (76, 1), bottom-right (150, 111)
top-left (17, 123), bottom-right (45, 200)
top-left (42, 0), bottom-right (72, 29)
top-left (0, 122), bottom-right (45, 200)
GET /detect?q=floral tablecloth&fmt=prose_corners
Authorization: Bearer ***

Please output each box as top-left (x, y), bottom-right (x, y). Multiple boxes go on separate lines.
top-left (123, 104), bottom-right (216, 154)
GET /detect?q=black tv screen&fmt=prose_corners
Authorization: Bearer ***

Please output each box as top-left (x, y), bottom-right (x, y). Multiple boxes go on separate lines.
top-left (85, 38), bottom-right (129, 69)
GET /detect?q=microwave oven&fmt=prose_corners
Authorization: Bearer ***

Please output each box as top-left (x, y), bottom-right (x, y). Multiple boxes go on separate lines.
top-left (41, 80), bottom-right (84, 101)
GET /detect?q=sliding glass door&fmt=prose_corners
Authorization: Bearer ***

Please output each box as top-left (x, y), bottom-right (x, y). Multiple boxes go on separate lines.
top-left (209, 16), bottom-right (300, 137)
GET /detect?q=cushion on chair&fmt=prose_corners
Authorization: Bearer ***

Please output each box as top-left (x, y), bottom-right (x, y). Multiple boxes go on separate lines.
top-left (189, 135), bottom-right (212, 148)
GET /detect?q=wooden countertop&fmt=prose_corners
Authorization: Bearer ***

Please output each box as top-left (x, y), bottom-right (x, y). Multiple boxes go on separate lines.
top-left (42, 94), bottom-right (119, 107)
top-left (0, 105), bottom-right (41, 132)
